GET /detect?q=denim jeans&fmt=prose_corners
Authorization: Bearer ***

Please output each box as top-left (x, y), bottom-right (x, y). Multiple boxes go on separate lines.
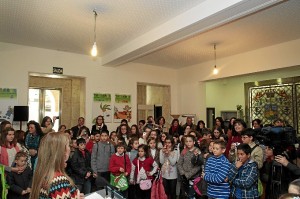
top-left (76, 179), bottom-right (91, 194)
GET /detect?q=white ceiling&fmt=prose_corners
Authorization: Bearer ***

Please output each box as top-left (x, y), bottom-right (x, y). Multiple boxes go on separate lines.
top-left (1, 0), bottom-right (299, 69)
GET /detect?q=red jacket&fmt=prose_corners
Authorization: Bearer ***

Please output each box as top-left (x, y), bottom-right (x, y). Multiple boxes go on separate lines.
top-left (86, 140), bottom-right (94, 153)
top-left (109, 153), bottom-right (131, 176)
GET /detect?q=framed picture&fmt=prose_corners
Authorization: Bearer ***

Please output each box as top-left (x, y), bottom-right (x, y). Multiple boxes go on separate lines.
top-left (221, 111), bottom-right (237, 121)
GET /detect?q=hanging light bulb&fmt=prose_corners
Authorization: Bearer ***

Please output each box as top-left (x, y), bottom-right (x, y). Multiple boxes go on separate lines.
top-left (91, 9), bottom-right (98, 57)
top-left (213, 44), bottom-right (219, 75)
top-left (91, 42), bottom-right (97, 57)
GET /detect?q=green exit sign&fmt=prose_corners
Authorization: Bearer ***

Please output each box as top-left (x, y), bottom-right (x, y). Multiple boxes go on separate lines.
top-left (53, 67), bottom-right (63, 74)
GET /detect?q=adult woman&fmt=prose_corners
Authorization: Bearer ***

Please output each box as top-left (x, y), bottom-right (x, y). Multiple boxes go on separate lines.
top-left (156, 116), bottom-right (167, 132)
top-left (0, 127), bottom-right (23, 172)
top-left (41, 116), bottom-right (55, 134)
top-left (169, 119), bottom-right (183, 136)
top-left (226, 117), bottom-right (236, 141)
top-left (214, 117), bottom-right (227, 134)
top-left (30, 132), bottom-right (83, 199)
top-left (91, 115), bottom-right (107, 134)
top-left (226, 119), bottom-right (246, 160)
top-left (196, 120), bottom-right (205, 135)
top-left (25, 121), bottom-right (43, 167)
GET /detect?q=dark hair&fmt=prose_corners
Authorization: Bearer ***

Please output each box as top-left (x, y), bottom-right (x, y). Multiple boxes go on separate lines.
top-left (117, 124), bottom-right (129, 140)
top-left (95, 115), bottom-right (105, 125)
top-left (147, 137), bottom-right (158, 149)
top-left (289, 179), bottom-right (300, 194)
top-left (233, 119), bottom-right (247, 136)
top-left (0, 120), bottom-right (11, 132)
top-left (41, 116), bottom-right (52, 128)
top-left (109, 131), bottom-right (117, 139)
top-left (164, 135), bottom-right (175, 150)
top-left (93, 130), bottom-right (101, 135)
top-left (228, 117), bottom-right (237, 130)
top-left (196, 120), bottom-right (205, 132)
top-left (212, 127), bottom-right (224, 139)
top-left (185, 134), bottom-right (196, 142)
top-left (139, 120), bottom-right (146, 125)
top-left (76, 138), bottom-right (86, 145)
top-left (213, 139), bottom-right (227, 149)
top-left (215, 117), bottom-right (225, 129)
top-left (101, 129), bottom-right (109, 135)
top-left (189, 130), bottom-right (200, 140)
top-left (27, 120), bottom-right (43, 136)
top-left (0, 127), bottom-right (17, 147)
top-left (241, 128), bottom-right (256, 140)
top-left (237, 143), bottom-right (252, 155)
top-left (15, 151), bottom-right (28, 160)
top-left (15, 130), bottom-right (26, 145)
top-left (130, 124), bottom-right (139, 137)
top-left (116, 143), bottom-right (126, 149)
top-left (156, 116), bottom-right (165, 125)
top-left (58, 125), bottom-right (66, 131)
top-left (252, 119), bottom-right (262, 128)
top-left (128, 137), bottom-right (139, 146)
top-left (171, 119), bottom-right (179, 126)
top-left (137, 144), bottom-right (149, 158)
top-left (120, 119), bottom-right (128, 124)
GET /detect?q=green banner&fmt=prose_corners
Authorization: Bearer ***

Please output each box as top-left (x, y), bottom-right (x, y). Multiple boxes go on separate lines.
top-left (115, 94), bottom-right (131, 103)
top-left (93, 93), bottom-right (111, 102)
top-left (0, 88), bottom-right (17, 99)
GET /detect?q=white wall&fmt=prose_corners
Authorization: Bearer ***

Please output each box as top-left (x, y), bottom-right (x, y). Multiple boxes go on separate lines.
top-left (0, 42), bottom-right (179, 131)
top-left (177, 38), bottom-right (300, 122)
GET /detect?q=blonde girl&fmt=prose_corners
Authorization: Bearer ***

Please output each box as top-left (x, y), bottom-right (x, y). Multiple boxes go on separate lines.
top-left (30, 132), bottom-right (83, 199)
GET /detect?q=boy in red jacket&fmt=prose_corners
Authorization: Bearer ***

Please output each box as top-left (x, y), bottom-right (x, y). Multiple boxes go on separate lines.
top-left (109, 143), bottom-right (131, 197)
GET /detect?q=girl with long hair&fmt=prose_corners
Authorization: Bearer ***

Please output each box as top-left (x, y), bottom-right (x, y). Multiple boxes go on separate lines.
top-left (30, 132), bottom-right (83, 199)
top-left (91, 115), bottom-right (107, 134)
top-left (41, 116), bottom-right (55, 134)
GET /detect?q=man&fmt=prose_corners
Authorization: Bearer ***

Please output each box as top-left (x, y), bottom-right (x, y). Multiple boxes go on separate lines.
top-left (181, 116), bottom-right (196, 131)
top-left (71, 117), bottom-right (90, 138)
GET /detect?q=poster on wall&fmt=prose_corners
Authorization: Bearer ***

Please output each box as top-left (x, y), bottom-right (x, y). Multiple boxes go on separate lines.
top-left (114, 94), bottom-right (132, 123)
top-left (92, 93), bottom-right (112, 123)
top-left (0, 88), bottom-right (18, 123)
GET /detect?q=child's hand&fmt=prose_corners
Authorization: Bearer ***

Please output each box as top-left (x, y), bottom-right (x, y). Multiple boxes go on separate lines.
top-left (21, 190), bottom-right (28, 195)
top-left (224, 177), bottom-right (228, 182)
top-left (203, 153), bottom-right (209, 159)
top-left (146, 171), bottom-right (151, 176)
top-left (124, 172), bottom-right (128, 176)
top-left (235, 160), bottom-right (243, 169)
top-left (119, 167), bottom-right (125, 172)
top-left (26, 188), bottom-right (31, 193)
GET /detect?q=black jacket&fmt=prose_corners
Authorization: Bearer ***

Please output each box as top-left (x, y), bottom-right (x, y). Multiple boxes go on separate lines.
top-left (7, 167), bottom-right (32, 199)
top-left (71, 149), bottom-right (93, 185)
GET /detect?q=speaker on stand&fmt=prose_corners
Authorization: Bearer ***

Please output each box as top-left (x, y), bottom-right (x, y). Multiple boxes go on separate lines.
top-left (13, 106), bottom-right (29, 130)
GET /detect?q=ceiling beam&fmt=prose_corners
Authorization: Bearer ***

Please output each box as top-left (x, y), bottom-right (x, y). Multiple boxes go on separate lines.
top-left (102, 0), bottom-right (286, 67)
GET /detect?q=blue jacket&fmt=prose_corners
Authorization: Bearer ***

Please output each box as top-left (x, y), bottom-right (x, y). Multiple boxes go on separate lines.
top-left (204, 154), bottom-right (230, 199)
top-left (228, 159), bottom-right (259, 199)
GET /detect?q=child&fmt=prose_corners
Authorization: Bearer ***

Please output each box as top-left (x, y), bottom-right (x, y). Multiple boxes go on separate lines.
top-left (127, 137), bottom-right (139, 199)
top-left (91, 129), bottom-right (115, 190)
top-left (148, 137), bottom-right (160, 166)
top-left (71, 138), bottom-right (93, 194)
top-left (110, 131), bottom-right (118, 146)
top-left (109, 143), bottom-right (131, 197)
top-left (160, 135), bottom-right (179, 199)
top-left (86, 130), bottom-right (100, 153)
top-left (203, 139), bottom-right (230, 199)
top-left (228, 143), bottom-right (259, 199)
top-left (177, 135), bottom-right (201, 198)
top-left (7, 151), bottom-right (32, 199)
top-left (130, 144), bottom-right (158, 199)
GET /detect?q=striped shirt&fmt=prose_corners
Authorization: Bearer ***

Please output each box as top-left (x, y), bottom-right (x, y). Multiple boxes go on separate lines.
top-left (204, 154), bottom-right (230, 199)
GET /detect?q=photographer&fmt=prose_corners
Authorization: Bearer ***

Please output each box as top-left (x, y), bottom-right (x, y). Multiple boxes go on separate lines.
top-left (275, 155), bottom-right (300, 176)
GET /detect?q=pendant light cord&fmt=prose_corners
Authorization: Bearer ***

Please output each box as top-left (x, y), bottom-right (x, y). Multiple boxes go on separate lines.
top-left (214, 44), bottom-right (217, 68)
top-left (93, 10), bottom-right (98, 43)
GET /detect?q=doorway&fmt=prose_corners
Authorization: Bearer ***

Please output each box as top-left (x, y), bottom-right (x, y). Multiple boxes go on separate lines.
top-left (28, 88), bottom-right (61, 131)
top-left (206, 107), bottom-right (215, 129)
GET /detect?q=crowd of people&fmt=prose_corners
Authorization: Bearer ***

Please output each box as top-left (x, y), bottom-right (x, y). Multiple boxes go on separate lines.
top-left (0, 115), bottom-right (300, 199)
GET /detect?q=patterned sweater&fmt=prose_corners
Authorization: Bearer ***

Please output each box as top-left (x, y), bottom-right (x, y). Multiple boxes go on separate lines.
top-left (39, 172), bottom-right (80, 199)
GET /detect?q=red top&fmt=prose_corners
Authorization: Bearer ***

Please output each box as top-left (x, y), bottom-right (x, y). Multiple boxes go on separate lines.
top-left (132, 157), bottom-right (155, 180)
top-left (109, 153), bottom-right (131, 176)
top-left (86, 140), bottom-right (94, 153)
top-left (225, 135), bottom-right (242, 157)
